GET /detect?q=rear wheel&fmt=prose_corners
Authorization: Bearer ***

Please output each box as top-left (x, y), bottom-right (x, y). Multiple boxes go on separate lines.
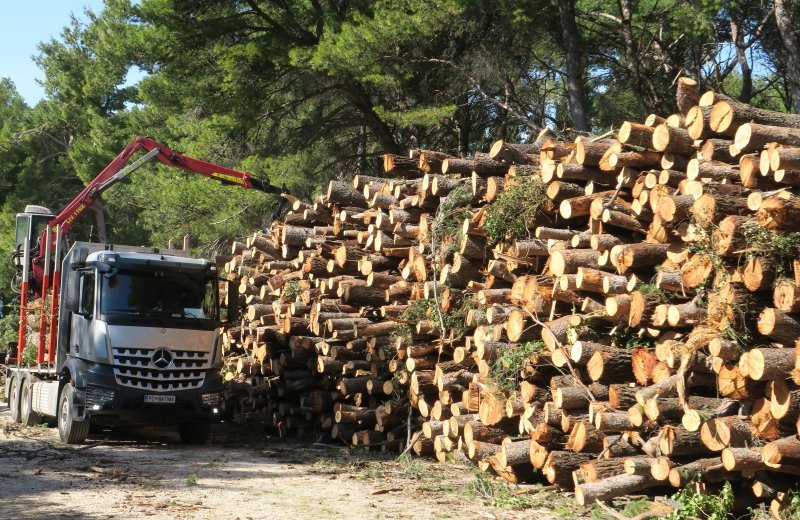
top-left (8, 376), bottom-right (21, 423)
top-left (57, 385), bottom-right (89, 444)
top-left (21, 379), bottom-right (42, 426)
top-left (178, 422), bottom-right (211, 444)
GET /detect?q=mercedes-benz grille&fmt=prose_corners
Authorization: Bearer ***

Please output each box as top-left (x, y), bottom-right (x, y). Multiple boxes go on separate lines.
top-left (111, 347), bottom-right (210, 392)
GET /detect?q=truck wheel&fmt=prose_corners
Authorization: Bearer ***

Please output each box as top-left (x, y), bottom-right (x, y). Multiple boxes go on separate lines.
top-left (21, 379), bottom-right (42, 426)
top-left (178, 422), bottom-right (211, 444)
top-left (57, 385), bottom-right (89, 444)
top-left (8, 377), bottom-right (21, 423)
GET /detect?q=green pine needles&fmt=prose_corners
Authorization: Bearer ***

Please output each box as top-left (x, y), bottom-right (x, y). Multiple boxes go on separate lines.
top-left (489, 341), bottom-right (545, 394)
top-left (741, 219), bottom-right (800, 280)
top-left (484, 176), bottom-right (548, 244)
top-left (430, 184), bottom-right (473, 259)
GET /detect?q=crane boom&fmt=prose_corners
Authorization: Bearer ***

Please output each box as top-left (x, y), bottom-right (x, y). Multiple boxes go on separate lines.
top-left (50, 135), bottom-right (282, 237)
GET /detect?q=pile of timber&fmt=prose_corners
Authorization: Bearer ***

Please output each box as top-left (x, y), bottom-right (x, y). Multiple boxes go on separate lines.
top-left (219, 77), bottom-right (800, 514)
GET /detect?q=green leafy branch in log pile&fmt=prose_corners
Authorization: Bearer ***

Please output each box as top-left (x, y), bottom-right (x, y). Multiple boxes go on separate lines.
top-left (483, 176), bottom-right (548, 244)
top-left (637, 282), bottom-right (670, 302)
top-left (390, 299), bottom-right (435, 345)
top-left (610, 326), bottom-right (655, 351)
top-left (489, 341), bottom-right (545, 395)
top-left (283, 279), bottom-right (301, 300)
top-left (430, 183), bottom-right (473, 260)
top-left (741, 219), bottom-right (800, 281)
top-left (390, 294), bottom-right (474, 344)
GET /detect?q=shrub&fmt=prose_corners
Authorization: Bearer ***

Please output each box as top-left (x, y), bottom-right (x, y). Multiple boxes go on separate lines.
top-left (668, 480), bottom-right (733, 520)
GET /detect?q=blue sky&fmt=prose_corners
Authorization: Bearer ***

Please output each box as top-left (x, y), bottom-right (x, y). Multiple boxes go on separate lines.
top-left (0, 0), bottom-right (107, 105)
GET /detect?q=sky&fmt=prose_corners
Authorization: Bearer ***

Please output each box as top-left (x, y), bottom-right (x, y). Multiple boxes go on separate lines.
top-left (0, 0), bottom-right (107, 105)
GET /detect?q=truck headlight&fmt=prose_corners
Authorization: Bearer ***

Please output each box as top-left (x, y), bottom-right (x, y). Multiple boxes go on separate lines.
top-left (86, 385), bottom-right (117, 410)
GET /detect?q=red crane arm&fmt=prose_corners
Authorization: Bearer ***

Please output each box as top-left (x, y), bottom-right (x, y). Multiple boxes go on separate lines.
top-left (49, 135), bottom-right (282, 235)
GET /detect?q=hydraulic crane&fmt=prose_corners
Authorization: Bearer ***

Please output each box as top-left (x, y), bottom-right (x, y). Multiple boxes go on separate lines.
top-left (6, 135), bottom-right (283, 443)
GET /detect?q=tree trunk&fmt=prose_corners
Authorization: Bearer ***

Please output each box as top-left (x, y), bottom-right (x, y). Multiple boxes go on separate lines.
top-left (774, 0), bottom-right (800, 112)
top-left (730, 17), bottom-right (753, 103)
top-left (557, 0), bottom-right (589, 131)
top-left (341, 81), bottom-right (401, 153)
top-left (92, 195), bottom-right (108, 243)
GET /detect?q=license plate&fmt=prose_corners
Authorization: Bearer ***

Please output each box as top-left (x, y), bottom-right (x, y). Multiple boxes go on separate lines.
top-left (144, 395), bottom-right (176, 404)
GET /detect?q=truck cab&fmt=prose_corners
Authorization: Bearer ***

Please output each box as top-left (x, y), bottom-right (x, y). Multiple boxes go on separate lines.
top-left (6, 242), bottom-right (224, 444)
top-left (13, 206), bottom-right (54, 269)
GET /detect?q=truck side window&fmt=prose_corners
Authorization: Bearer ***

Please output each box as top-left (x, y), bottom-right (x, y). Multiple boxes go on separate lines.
top-left (80, 273), bottom-right (95, 316)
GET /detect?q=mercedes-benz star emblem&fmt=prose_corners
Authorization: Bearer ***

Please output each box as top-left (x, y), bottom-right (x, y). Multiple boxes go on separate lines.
top-left (151, 348), bottom-right (173, 369)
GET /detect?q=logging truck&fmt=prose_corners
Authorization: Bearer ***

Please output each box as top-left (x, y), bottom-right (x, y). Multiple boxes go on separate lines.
top-left (3, 136), bottom-right (283, 443)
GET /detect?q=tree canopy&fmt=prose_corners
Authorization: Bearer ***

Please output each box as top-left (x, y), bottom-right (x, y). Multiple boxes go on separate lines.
top-left (2, 0), bottom-right (800, 310)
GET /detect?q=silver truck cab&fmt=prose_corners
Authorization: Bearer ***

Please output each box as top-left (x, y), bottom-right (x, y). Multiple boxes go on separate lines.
top-left (32, 243), bottom-right (223, 443)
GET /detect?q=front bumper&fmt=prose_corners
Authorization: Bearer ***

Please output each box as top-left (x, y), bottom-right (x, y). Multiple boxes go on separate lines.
top-left (71, 360), bottom-right (222, 426)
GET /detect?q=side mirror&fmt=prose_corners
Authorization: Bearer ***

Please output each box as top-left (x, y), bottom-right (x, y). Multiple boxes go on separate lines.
top-left (225, 280), bottom-right (240, 324)
top-left (64, 272), bottom-right (80, 313)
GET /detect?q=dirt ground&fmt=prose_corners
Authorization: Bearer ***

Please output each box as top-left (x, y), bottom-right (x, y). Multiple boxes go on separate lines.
top-left (0, 406), bottom-right (586, 520)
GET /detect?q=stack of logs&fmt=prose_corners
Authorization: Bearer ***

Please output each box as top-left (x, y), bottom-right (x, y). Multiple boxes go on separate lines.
top-left (219, 77), bottom-right (800, 515)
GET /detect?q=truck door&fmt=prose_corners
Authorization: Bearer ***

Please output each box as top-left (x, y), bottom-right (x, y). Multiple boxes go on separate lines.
top-left (70, 270), bottom-right (96, 358)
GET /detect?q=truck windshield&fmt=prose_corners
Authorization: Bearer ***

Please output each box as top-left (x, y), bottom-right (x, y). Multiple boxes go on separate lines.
top-left (100, 270), bottom-right (216, 326)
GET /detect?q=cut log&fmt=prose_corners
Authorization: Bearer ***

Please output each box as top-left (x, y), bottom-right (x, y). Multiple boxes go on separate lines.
top-left (667, 457), bottom-right (726, 488)
top-left (700, 416), bottom-right (758, 451)
top-left (574, 474), bottom-right (659, 505)
top-left (757, 309), bottom-right (800, 346)
top-left (710, 96), bottom-right (800, 135)
top-left (763, 436), bottom-right (800, 467)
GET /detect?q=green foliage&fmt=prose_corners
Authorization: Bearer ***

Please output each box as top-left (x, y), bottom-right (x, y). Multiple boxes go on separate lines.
top-left (611, 326), bottom-right (655, 351)
top-left (185, 473), bottom-right (198, 487)
top-left (484, 176), bottom-right (547, 244)
top-left (780, 490), bottom-right (800, 520)
top-left (391, 295), bottom-right (473, 343)
top-left (431, 184), bottom-right (473, 258)
top-left (401, 299), bottom-right (436, 323)
top-left (621, 499), bottom-right (653, 517)
top-left (489, 341), bottom-right (545, 394)
top-left (0, 302), bottom-right (38, 366)
top-left (283, 279), bottom-right (301, 301)
top-left (668, 480), bottom-right (734, 520)
top-left (722, 324), bottom-right (753, 349)
top-left (445, 293), bottom-right (473, 340)
top-left (21, 343), bottom-right (37, 366)
top-left (465, 471), bottom-right (540, 509)
top-left (390, 299), bottom-right (436, 344)
top-left (0, 304), bottom-right (19, 353)
top-left (637, 283), bottom-right (669, 302)
top-left (741, 219), bottom-right (800, 281)
top-left (389, 324), bottom-right (414, 345)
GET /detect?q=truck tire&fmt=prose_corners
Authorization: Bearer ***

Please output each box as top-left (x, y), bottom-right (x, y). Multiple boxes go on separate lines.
top-left (57, 385), bottom-right (89, 444)
top-left (21, 379), bottom-right (42, 426)
top-left (8, 376), bottom-right (21, 423)
top-left (178, 422), bottom-right (211, 444)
